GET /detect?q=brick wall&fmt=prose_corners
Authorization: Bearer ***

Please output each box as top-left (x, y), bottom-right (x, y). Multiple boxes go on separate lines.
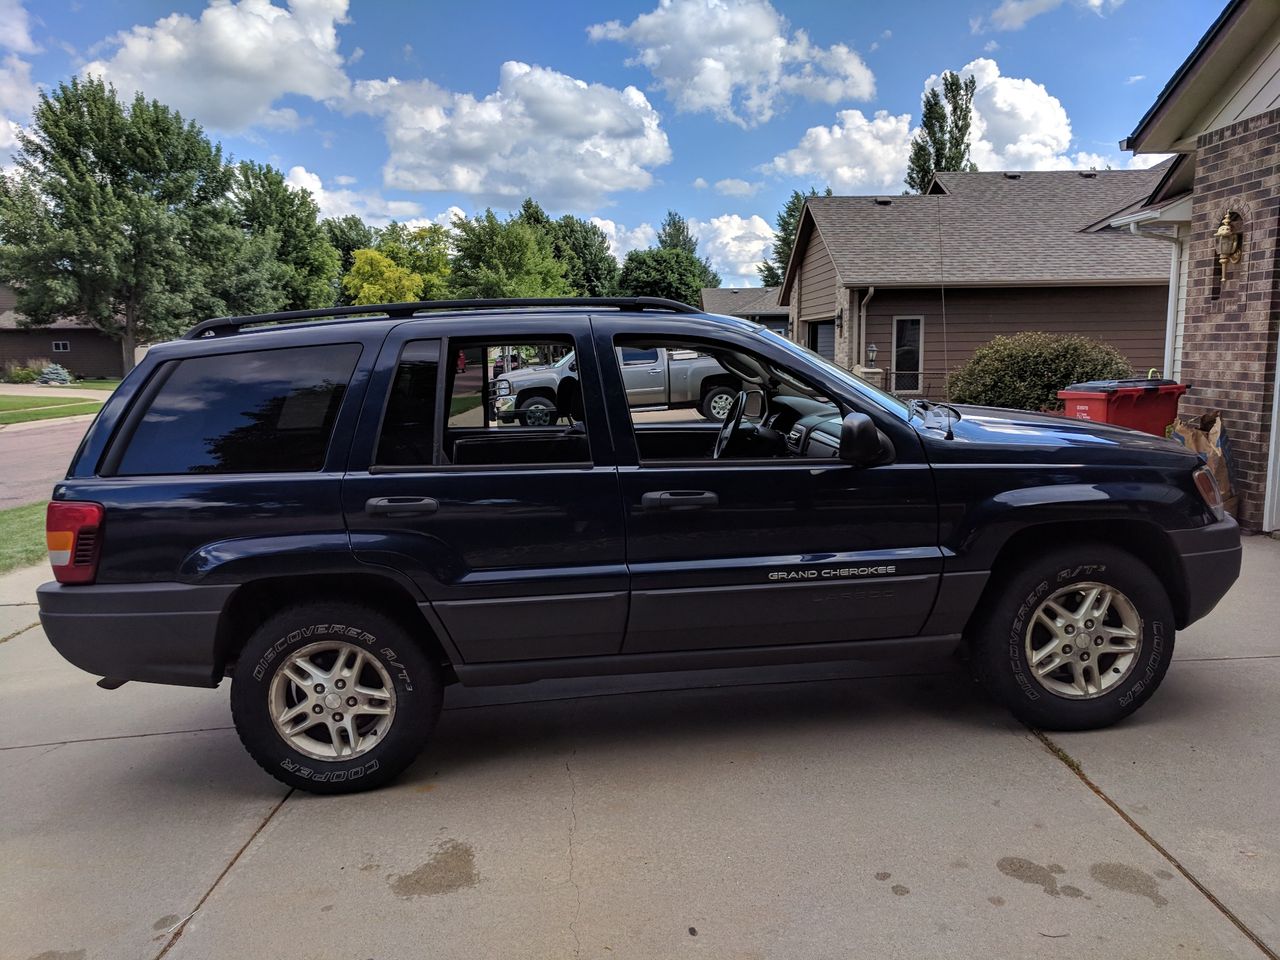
top-left (1181, 106), bottom-right (1280, 529)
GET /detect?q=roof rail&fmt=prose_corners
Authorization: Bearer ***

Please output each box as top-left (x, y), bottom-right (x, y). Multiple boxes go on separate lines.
top-left (183, 297), bottom-right (703, 340)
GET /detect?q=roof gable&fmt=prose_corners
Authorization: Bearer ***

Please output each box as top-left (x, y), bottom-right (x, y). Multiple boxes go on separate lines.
top-left (780, 165), bottom-right (1172, 295)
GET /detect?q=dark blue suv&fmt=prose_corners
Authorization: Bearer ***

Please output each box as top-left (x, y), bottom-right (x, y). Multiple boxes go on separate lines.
top-left (37, 297), bottom-right (1241, 793)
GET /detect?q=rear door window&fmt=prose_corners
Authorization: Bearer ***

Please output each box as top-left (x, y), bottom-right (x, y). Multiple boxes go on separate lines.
top-left (115, 344), bottom-right (360, 475)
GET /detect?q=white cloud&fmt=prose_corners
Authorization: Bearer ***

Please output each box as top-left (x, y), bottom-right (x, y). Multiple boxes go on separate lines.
top-left (692, 176), bottom-right (708, 189)
top-left (714, 177), bottom-right (762, 197)
top-left (984, 39), bottom-right (1000, 52)
top-left (349, 60), bottom-right (671, 208)
top-left (974, 0), bottom-right (1123, 32)
top-left (0, 53), bottom-right (37, 151)
top-left (1125, 74), bottom-right (1145, 84)
top-left (285, 164), bottom-right (424, 227)
top-left (588, 0), bottom-right (874, 127)
top-left (0, 0), bottom-right (38, 54)
top-left (764, 108), bottom-right (913, 192)
top-left (332, 174), bottom-right (356, 185)
top-left (81, 0), bottom-right (351, 133)
top-left (690, 213), bottom-right (774, 285)
top-left (765, 56), bottom-right (1151, 191)
top-left (403, 206), bottom-right (466, 231)
top-left (590, 217), bottom-right (657, 259)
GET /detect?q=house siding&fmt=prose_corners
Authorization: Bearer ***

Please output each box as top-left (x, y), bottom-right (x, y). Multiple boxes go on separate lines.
top-left (862, 286), bottom-right (1168, 400)
top-left (1178, 105), bottom-right (1280, 529)
top-left (0, 328), bottom-right (124, 378)
top-left (792, 227), bottom-right (839, 355)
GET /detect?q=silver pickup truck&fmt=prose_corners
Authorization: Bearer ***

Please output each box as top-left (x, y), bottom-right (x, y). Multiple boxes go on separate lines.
top-left (493, 347), bottom-right (740, 424)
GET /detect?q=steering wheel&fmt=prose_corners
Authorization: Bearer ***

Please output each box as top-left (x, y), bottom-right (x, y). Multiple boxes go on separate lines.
top-left (712, 391), bottom-right (748, 460)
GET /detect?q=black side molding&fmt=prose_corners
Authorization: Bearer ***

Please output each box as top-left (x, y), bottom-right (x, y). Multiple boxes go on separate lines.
top-left (452, 634), bottom-right (962, 687)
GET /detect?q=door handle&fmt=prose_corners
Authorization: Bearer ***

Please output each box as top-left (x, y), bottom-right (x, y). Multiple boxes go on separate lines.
top-left (640, 490), bottom-right (719, 511)
top-left (364, 496), bottom-right (439, 517)
top-left (648, 369), bottom-right (662, 376)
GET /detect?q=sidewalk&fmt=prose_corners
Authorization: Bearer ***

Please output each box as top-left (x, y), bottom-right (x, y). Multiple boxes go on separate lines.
top-left (0, 383), bottom-right (115, 401)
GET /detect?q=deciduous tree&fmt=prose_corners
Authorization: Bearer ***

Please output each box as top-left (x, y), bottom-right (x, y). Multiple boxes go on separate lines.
top-left (449, 209), bottom-right (569, 299)
top-left (905, 71), bottom-right (978, 194)
top-left (376, 221), bottom-right (451, 299)
top-left (617, 247), bottom-right (707, 305)
top-left (657, 209), bottom-right (719, 290)
top-left (342, 248), bottom-right (424, 305)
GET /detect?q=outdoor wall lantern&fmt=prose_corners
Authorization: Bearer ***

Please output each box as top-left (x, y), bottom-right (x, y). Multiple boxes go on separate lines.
top-left (835, 306), bottom-right (844, 332)
top-left (1213, 212), bottom-right (1242, 283)
top-left (867, 342), bottom-right (878, 366)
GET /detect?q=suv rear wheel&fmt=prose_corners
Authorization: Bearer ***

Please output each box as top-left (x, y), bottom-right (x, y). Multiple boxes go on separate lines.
top-left (230, 602), bottom-right (443, 793)
top-left (970, 545), bottom-right (1175, 730)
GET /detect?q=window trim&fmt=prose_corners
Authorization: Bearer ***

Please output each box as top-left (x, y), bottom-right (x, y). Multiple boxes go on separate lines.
top-left (891, 315), bottom-right (924, 395)
top-left (51, 340), bottom-right (71, 353)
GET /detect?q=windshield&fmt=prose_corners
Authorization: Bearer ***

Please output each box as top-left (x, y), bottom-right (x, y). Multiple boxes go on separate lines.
top-left (553, 352), bottom-right (575, 368)
top-left (756, 329), bottom-right (911, 419)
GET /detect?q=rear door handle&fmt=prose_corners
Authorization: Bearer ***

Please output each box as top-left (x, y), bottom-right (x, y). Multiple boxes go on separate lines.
top-left (640, 490), bottom-right (719, 510)
top-left (364, 496), bottom-right (439, 517)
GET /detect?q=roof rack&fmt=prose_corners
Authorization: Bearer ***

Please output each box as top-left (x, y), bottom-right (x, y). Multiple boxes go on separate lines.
top-left (183, 297), bottom-right (703, 340)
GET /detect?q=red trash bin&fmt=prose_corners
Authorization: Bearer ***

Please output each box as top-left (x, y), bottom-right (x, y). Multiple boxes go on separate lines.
top-left (1057, 378), bottom-right (1188, 436)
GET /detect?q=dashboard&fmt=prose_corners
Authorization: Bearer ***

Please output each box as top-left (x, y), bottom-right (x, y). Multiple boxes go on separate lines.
top-left (764, 396), bottom-right (842, 458)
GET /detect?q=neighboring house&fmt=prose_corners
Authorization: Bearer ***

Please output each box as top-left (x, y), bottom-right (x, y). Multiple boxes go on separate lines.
top-left (778, 165), bottom-right (1175, 395)
top-left (1113, 0), bottom-right (1280, 531)
top-left (0, 285), bottom-right (123, 378)
top-left (700, 287), bottom-right (790, 336)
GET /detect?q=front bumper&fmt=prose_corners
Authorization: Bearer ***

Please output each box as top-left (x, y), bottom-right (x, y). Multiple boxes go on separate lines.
top-left (38, 581), bottom-right (236, 687)
top-left (1169, 516), bottom-right (1242, 627)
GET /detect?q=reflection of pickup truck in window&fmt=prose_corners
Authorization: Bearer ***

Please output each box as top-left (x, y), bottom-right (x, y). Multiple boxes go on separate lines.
top-left (493, 347), bottom-right (739, 424)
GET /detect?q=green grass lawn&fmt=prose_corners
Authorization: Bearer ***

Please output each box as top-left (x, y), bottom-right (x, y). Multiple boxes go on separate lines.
top-left (0, 400), bottom-right (103, 425)
top-left (66, 379), bottom-right (121, 391)
top-left (0, 395), bottom-right (88, 412)
top-left (0, 502), bottom-right (47, 576)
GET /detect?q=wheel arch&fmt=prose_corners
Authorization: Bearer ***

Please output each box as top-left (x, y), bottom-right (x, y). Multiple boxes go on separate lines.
top-left (215, 572), bottom-right (453, 680)
top-left (968, 519), bottom-right (1188, 633)
top-left (515, 385), bottom-right (557, 407)
top-left (698, 375), bottom-right (739, 402)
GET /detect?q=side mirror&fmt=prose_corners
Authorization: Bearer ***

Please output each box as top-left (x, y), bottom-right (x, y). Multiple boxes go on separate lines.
top-left (839, 412), bottom-right (885, 465)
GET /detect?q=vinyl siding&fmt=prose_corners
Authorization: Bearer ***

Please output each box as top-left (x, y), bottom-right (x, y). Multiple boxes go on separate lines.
top-left (796, 228), bottom-right (838, 322)
top-left (1197, 16), bottom-right (1280, 134)
top-left (0, 329), bottom-right (123, 377)
top-left (862, 286), bottom-right (1168, 399)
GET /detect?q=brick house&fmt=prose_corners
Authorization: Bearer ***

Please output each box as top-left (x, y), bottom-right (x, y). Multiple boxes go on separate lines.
top-left (777, 165), bottom-right (1174, 395)
top-left (1116, 0), bottom-right (1280, 531)
top-left (0, 285), bottom-right (124, 378)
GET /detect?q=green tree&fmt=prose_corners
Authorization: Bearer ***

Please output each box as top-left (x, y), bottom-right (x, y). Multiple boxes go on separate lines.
top-left (616, 247), bottom-right (707, 305)
top-left (450, 209), bottom-right (569, 298)
top-left (0, 77), bottom-right (278, 372)
top-left (342, 248), bottom-right (424, 305)
top-left (657, 209), bottom-right (719, 289)
top-left (551, 215), bottom-right (618, 296)
top-left (905, 70), bottom-right (978, 193)
top-left (375, 221), bottom-right (451, 299)
top-left (757, 187), bottom-right (832, 287)
top-left (232, 160), bottom-right (339, 311)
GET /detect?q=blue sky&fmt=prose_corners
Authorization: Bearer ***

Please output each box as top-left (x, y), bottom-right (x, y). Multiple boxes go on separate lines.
top-left (1, 0), bottom-right (1221, 283)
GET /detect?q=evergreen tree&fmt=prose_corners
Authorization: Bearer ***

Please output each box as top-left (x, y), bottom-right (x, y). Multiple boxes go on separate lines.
top-left (904, 71), bottom-right (978, 194)
top-left (656, 210), bottom-right (719, 289)
top-left (757, 187), bottom-right (832, 287)
top-left (0, 77), bottom-right (277, 371)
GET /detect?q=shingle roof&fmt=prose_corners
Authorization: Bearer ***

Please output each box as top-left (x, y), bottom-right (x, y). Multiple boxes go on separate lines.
top-left (790, 163), bottom-right (1174, 293)
top-left (700, 286), bottom-right (787, 316)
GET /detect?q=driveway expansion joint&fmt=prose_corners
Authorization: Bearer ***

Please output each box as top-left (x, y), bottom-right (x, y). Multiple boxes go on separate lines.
top-left (154, 788), bottom-right (293, 960)
top-left (1033, 729), bottom-right (1278, 960)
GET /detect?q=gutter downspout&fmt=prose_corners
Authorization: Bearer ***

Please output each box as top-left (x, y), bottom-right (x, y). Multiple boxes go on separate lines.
top-left (858, 286), bottom-right (875, 374)
top-left (1129, 223), bottom-right (1181, 380)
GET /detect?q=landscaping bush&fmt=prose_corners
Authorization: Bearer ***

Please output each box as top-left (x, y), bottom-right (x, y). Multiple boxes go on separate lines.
top-left (3, 364), bottom-right (39, 384)
top-left (36, 362), bottom-right (73, 385)
top-left (946, 332), bottom-right (1133, 412)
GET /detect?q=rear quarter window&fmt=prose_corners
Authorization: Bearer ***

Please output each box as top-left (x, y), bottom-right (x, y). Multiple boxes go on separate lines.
top-left (115, 344), bottom-right (361, 476)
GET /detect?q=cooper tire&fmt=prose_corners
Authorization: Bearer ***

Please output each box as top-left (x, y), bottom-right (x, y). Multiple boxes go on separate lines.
top-left (970, 545), bottom-right (1175, 731)
top-left (230, 602), bottom-right (442, 794)
top-left (700, 385), bottom-right (737, 422)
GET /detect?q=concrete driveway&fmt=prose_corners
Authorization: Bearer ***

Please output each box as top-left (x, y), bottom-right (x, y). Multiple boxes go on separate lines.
top-left (2, 540), bottom-right (1277, 960)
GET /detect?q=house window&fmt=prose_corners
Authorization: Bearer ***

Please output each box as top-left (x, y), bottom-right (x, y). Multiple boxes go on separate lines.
top-left (892, 316), bottom-right (922, 393)
top-left (51, 341), bottom-right (70, 353)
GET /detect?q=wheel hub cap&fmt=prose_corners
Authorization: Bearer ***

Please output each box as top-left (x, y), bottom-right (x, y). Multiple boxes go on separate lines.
top-left (1024, 582), bottom-right (1142, 700)
top-left (268, 640), bottom-right (397, 761)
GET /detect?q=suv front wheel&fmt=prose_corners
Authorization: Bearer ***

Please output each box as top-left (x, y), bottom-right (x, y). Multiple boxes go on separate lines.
top-left (970, 545), bottom-right (1176, 730)
top-left (230, 602), bottom-right (443, 793)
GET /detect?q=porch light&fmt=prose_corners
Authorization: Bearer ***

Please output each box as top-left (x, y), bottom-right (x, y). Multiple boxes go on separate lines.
top-left (1213, 213), bottom-right (1241, 283)
top-left (866, 343), bottom-right (878, 366)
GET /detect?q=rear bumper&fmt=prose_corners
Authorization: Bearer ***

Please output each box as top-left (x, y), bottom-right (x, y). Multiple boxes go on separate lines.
top-left (37, 581), bottom-right (236, 687)
top-left (1170, 516), bottom-right (1242, 627)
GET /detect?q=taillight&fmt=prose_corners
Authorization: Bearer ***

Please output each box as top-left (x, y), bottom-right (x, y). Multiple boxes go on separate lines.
top-left (1192, 466), bottom-right (1225, 522)
top-left (46, 501), bottom-right (104, 584)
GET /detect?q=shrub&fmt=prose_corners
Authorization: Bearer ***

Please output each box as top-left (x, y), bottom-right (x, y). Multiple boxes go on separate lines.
top-left (3, 365), bottom-right (39, 384)
top-left (36, 362), bottom-right (73, 385)
top-left (946, 332), bottom-right (1133, 412)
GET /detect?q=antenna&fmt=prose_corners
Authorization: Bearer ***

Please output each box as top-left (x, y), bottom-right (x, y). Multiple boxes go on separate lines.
top-left (936, 195), bottom-right (950, 399)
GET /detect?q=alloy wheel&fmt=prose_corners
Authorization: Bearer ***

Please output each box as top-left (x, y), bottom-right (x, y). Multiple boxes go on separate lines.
top-left (1023, 582), bottom-right (1143, 699)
